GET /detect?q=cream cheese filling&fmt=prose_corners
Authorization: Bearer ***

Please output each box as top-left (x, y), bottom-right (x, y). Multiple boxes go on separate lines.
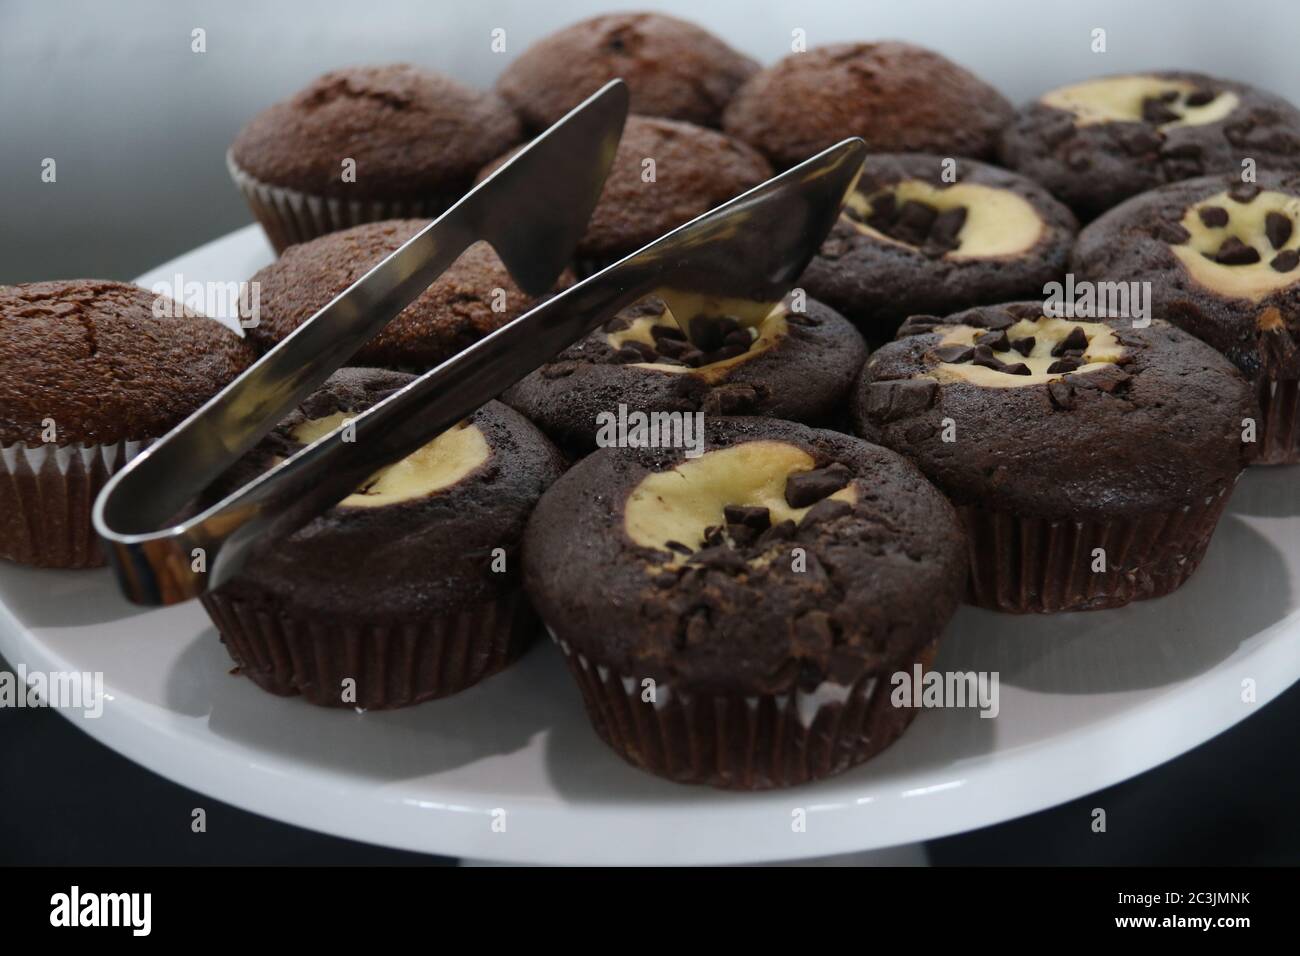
top-left (845, 180), bottom-right (1044, 259)
top-left (926, 317), bottom-right (1125, 388)
top-left (623, 441), bottom-right (856, 563)
top-left (1041, 75), bottom-right (1239, 128)
top-left (1170, 189), bottom-right (1300, 301)
top-left (291, 412), bottom-right (490, 508)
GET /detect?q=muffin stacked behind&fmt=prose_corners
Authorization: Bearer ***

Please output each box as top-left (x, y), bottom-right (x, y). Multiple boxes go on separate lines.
top-left (0, 280), bottom-right (256, 568)
top-left (229, 65), bottom-right (522, 252)
top-left (245, 221), bottom-right (569, 371)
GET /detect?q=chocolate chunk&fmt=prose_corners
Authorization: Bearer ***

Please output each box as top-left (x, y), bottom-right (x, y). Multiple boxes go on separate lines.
top-left (1001, 362), bottom-right (1031, 376)
top-left (978, 311), bottom-right (1015, 331)
top-left (1185, 88), bottom-right (1216, 107)
top-left (933, 344), bottom-right (975, 363)
top-left (1271, 249), bottom-right (1300, 273)
top-left (653, 336), bottom-right (692, 360)
top-left (540, 361), bottom-right (578, 379)
top-left (1051, 326), bottom-right (1089, 357)
top-left (723, 329), bottom-right (753, 348)
top-left (971, 351), bottom-right (1006, 371)
top-left (1141, 97), bottom-right (1180, 125)
top-left (867, 192), bottom-right (897, 224)
top-left (1047, 357), bottom-right (1082, 374)
top-left (1047, 380), bottom-right (1076, 410)
top-left (723, 505), bottom-right (771, 531)
top-left (1228, 182), bottom-right (1261, 204)
top-left (1158, 90), bottom-right (1180, 103)
top-left (892, 200), bottom-right (938, 244)
top-left (603, 316), bottom-right (630, 333)
top-left (1197, 206), bottom-right (1229, 228)
top-left (689, 546), bottom-right (748, 574)
top-left (664, 540), bottom-right (693, 556)
top-left (726, 523), bottom-right (759, 547)
top-left (1120, 127), bottom-right (1163, 156)
top-left (1265, 211), bottom-right (1294, 250)
top-left (927, 206), bottom-right (967, 252)
top-left (689, 315), bottom-right (740, 352)
top-left (650, 323), bottom-right (686, 343)
top-left (798, 497), bottom-right (853, 528)
top-left (706, 343), bottom-right (749, 363)
top-left (1153, 219), bottom-right (1191, 244)
top-left (977, 329), bottom-right (1009, 351)
top-left (616, 344), bottom-right (654, 363)
top-left (784, 462), bottom-right (852, 508)
top-left (1214, 236), bottom-right (1261, 265)
top-left (678, 349), bottom-right (705, 366)
top-left (703, 384), bottom-right (760, 415)
top-left (1011, 336), bottom-right (1035, 357)
top-left (703, 525), bottom-right (726, 548)
top-left (865, 378), bottom-right (939, 422)
top-left (756, 519), bottom-right (797, 547)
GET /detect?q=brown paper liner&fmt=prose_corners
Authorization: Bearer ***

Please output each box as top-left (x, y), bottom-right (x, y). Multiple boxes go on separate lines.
top-left (200, 588), bottom-right (536, 709)
top-left (554, 638), bottom-right (938, 790)
top-left (960, 487), bottom-right (1234, 613)
top-left (227, 151), bottom-right (451, 254)
top-left (1255, 376), bottom-right (1300, 465)
top-left (0, 439), bottom-right (145, 569)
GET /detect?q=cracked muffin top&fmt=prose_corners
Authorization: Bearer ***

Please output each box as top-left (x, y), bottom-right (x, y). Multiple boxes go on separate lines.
top-left (496, 12), bottom-right (758, 130)
top-left (0, 280), bottom-right (256, 445)
top-left (230, 64), bottom-right (522, 201)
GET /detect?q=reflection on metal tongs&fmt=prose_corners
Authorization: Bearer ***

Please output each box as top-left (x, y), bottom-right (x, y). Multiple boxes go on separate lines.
top-left (94, 75), bottom-right (866, 606)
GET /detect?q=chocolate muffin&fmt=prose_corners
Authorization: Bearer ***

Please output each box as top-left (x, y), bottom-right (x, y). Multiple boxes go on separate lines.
top-left (200, 369), bottom-right (565, 709)
top-left (853, 302), bottom-right (1258, 612)
top-left (723, 42), bottom-right (1013, 169)
top-left (229, 65), bottom-right (522, 252)
top-left (479, 114), bottom-right (771, 274)
top-left (503, 293), bottom-right (867, 456)
top-left (1071, 172), bottom-right (1300, 463)
top-left (496, 12), bottom-right (758, 130)
top-left (245, 220), bottom-right (568, 371)
top-left (524, 417), bottom-right (966, 789)
top-left (1000, 71), bottom-right (1300, 220)
top-left (800, 154), bottom-right (1078, 341)
top-left (0, 280), bottom-right (255, 568)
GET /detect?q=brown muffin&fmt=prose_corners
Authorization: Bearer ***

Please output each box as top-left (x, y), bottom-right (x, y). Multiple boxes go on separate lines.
top-left (1000, 71), bottom-right (1300, 220)
top-left (201, 368), bottom-right (565, 709)
top-left (524, 416), bottom-right (966, 789)
top-left (723, 42), bottom-right (1013, 169)
top-left (853, 302), bottom-right (1258, 612)
top-left (0, 280), bottom-right (256, 568)
top-left (496, 12), bottom-right (758, 130)
top-left (245, 220), bottom-right (570, 371)
top-left (800, 154), bottom-right (1078, 340)
top-left (479, 115), bottom-right (772, 273)
top-left (229, 65), bottom-right (522, 252)
top-left (503, 294), bottom-right (867, 456)
top-left (1070, 171), bottom-right (1300, 463)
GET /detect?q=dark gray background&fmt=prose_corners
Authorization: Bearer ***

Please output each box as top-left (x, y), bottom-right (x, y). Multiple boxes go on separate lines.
top-left (1, 0), bottom-right (1297, 865)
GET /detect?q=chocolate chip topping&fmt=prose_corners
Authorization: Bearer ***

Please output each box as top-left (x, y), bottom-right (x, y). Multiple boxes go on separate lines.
top-left (1228, 182), bottom-right (1262, 204)
top-left (1011, 336), bottom-right (1036, 356)
top-left (1271, 249), bottom-right (1300, 273)
top-left (1265, 211), bottom-right (1294, 249)
top-left (723, 504), bottom-right (772, 531)
top-left (1213, 236), bottom-right (1261, 265)
top-left (934, 344), bottom-right (975, 363)
top-left (1141, 97), bottom-right (1181, 125)
top-left (1197, 206), bottom-right (1229, 228)
top-left (1051, 326), bottom-right (1089, 356)
top-left (1185, 88), bottom-right (1216, 107)
top-left (857, 191), bottom-right (969, 256)
top-left (784, 462), bottom-right (852, 508)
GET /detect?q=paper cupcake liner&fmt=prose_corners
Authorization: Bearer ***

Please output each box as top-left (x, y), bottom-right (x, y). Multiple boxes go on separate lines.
top-left (200, 587), bottom-right (536, 709)
top-left (0, 439), bottom-right (147, 569)
top-left (550, 632), bottom-right (937, 790)
top-left (227, 151), bottom-right (451, 254)
top-left (959, 487), bottom-right (1234, 613)
top-left (1255, 375), bottom-right (1300, 466)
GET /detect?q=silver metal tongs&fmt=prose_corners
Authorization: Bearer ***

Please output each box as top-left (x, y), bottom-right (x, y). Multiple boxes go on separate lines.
top-left (94, 78), bottom-right (867, 605)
